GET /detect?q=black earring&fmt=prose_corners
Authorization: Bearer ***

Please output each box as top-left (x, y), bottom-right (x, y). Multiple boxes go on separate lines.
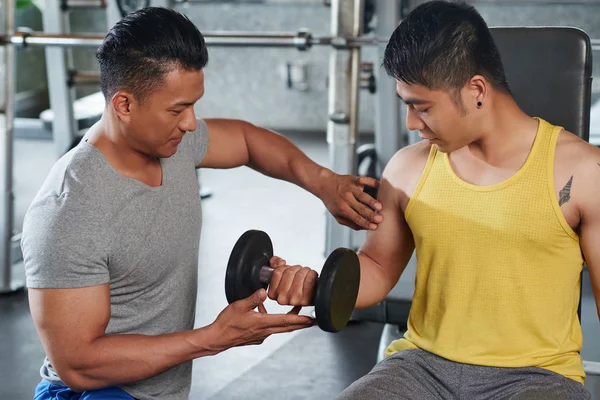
top-left (477, 101), bottom-right (483, 107)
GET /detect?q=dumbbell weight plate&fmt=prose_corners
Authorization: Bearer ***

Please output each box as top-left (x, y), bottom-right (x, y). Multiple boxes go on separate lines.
top-left (225, 230), bottom-right (273, 304)
top-left (314, 249), bottom-right (361, 333)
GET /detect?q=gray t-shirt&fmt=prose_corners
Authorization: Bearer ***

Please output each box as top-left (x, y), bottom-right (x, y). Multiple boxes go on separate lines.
top-left (21, 119), bottom-right (209, 400)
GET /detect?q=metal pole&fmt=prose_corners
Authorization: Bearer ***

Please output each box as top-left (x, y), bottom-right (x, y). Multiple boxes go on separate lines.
top-left (0, 30), bottom-right (597, 51)
top-left (584, 360), bottom-right (600, 376)
top-left (1, 30), bottom-right (387, 49)
top-left (0, 0), bottom-right (23, 293)
top-left (325, 0), bottom-right (364, 254)
top-left (63, 0), bottom-right (106, 8)
top-left (374, 0), bottom-right (406, 171)
top-left (348, 1), bottom-right (361, 150)
top-left (68, 70), bottom-right (101, 86)
top-left (42, 0), bottom-right (78, 157)
top-left (10, 32), bottom-right (105, 47)
top-left (105, 0), bottom-right (122, 28)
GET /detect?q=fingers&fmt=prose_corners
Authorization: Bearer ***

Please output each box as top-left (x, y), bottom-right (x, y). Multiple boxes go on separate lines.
top-left (239, 316), bottom-right (313, 345)
top-left (335, 216), bottom-right (363, 231)
top-left (352, 198), bottom-right (382, 226)
top-left (355, 177), bottom-right (382, 210)
top-left (267, 324), bottom-right (313, 335)
top-left (261, 313), bottom-right (315, 334)
top-left (330, 175), bottom-right (383, 231)
top-left (237, 288), bottom-right (267, 311)
top-left (268, 266), bottom-right (283, 300)
top-left (224, 292), bottom-right (314, 348)
top-left (339, 203), bottom-right (378, 231)
top-left (356, 176), bottom-right (381, 189)
top-left (241, 340), bottom-right (265, 346)
top-left (287, 305), bottom-right (302, 315)
top-left (336, 188), bottom-right (384, 230)
top-left (266, 318), bottom-right (315, 335)
top-left (300, 270), bottom-right (318, 306)
top-left (269, 256), bottom-right (286, 268)
top-left (288, 267), bottom-right (317, 306)
top-left (236, 310), bottom-right (314, 346)
top-left (355, 176), bottom-right (383, 211)
top-left (268, 265), bottom-right (316, 306)
top-left (268, 265), bottom-right (301, 303)
top-left (356, 190), bottom-right (383, 218)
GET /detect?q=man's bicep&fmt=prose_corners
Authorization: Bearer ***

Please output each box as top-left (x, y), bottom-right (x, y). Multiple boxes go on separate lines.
top-left (359, 142), bottom-right (427, 272)
top-left (359, 175), bottom-right (414, 277)
top-left (577, 148), bottom-right (600, 319)
top-left (29, 285), bottom-right (111, 372)
top-left (197, 119), bottom-right (249, 169)
top-left (580, 208), bottom-right (600, 319)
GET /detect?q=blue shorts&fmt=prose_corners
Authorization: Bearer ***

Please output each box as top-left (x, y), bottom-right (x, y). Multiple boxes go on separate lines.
top-left (34, 380), bottom-right (135, 400)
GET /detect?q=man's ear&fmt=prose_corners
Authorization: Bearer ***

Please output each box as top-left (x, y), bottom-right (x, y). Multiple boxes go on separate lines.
top-left (466, 75), bottom-right (488, 108)
top-left (111, 90), bottom-right (135, 123)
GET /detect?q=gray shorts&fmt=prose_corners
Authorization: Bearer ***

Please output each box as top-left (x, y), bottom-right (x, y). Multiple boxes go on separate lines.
top-left (337, 349), bottom-right (591, 400)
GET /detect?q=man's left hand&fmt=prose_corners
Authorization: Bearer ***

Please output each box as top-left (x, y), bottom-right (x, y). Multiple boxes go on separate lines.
top-left (319, 174), bottom-right (383, 231)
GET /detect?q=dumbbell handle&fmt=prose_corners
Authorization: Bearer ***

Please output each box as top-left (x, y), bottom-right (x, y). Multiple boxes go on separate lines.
top-left (259, 266), bottom-right (275, 284)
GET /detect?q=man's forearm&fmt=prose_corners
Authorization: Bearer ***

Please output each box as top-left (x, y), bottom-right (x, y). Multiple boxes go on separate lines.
top-left (57, 325), bottom-right (220, 391)
top-left (243, 122), bottom-right (331, 197)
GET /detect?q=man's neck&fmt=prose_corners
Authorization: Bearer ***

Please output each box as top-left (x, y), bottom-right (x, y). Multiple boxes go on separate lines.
top-left (88, 113), bottom-right (160, 175)
top-left (465, 95), bottom-right (539, 167)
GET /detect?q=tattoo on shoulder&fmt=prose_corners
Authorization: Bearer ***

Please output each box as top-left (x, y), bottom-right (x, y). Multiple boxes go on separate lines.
top-left (559, 176), bottom-right (573, 206)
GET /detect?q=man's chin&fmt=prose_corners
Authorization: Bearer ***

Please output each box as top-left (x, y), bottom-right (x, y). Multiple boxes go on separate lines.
top-left (434, 143), bottom-right (447, 153)
top-left (432, 142), bottom-right (457, 154)
top-left (156, 147), bottom-right (179, 158)
top-left (164, 140), bottom-right (183, 156)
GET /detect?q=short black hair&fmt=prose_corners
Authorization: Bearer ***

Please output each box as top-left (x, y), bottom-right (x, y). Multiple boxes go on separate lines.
top-left (383, 1), bottom-right (510, 94)
top-left (96, 7), bottom-right (209, 102)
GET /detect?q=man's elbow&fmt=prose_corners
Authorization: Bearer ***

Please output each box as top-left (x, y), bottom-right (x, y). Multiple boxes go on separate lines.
top-left (355, 253), bottom-right (403, 309)
top-left (54, 362), bottom-right (105, 392)
top-left (57, 369), bottom-right (92, 392)
top-left (354, 288), bottom-right (392, 310)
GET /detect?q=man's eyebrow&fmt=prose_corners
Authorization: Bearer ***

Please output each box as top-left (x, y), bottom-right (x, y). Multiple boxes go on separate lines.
top-left (173, 101), bottom-right (195, 107)
top-left (173, 93), bottom-right (204, 107)
top-left (396, 93), bottom-right (429, 105)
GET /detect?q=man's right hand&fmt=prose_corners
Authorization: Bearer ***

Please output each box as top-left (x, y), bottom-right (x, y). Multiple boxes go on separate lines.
top-left (208, 288), bottom-right (315, 350)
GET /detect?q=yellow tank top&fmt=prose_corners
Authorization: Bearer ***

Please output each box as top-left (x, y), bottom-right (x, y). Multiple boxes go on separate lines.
top-left (386, 118), bottom-right (585, 383)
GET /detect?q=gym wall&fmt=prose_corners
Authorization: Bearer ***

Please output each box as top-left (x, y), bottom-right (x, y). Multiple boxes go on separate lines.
top-left (13, 0), bottom-right (600, 132)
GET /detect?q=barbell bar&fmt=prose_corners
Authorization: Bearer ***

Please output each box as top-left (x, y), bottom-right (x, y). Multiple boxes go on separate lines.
top-left (0, 29), bottom-right (387, 50)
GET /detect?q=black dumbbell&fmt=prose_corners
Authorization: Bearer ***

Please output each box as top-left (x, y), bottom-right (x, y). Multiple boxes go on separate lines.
top-left (225, 230), bottom-right (360, 333)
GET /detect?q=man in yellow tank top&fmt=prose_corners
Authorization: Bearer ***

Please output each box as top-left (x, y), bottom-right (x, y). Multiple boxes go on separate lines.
top-left (267, 0), bottom-right (600, 398)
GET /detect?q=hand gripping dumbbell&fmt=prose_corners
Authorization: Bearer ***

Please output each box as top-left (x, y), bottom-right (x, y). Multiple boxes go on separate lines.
top-left (225, 230), bottom-right (360, 333)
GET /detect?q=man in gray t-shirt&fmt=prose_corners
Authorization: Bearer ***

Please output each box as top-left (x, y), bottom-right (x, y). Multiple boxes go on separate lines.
top-left (22, 7), bottom-right (382, 400)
